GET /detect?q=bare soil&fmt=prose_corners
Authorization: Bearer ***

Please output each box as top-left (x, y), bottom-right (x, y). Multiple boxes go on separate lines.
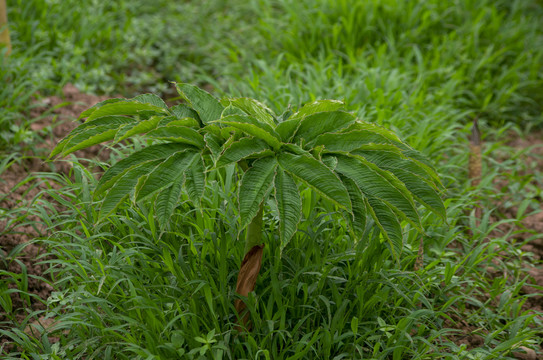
top-left (0, 86), bottom-right (542, 357)
top-left (0, 84), bottom-right (110, 346)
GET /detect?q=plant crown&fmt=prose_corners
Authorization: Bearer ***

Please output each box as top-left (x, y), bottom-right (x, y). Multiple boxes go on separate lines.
top-left (52, 83), bottom-right (445, 258)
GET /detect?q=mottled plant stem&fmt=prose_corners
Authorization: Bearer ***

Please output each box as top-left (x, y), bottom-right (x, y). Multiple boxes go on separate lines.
top-left (235, 162), bottom-right (265, 330)
top-left (0, 0), bottom-right (11, 56)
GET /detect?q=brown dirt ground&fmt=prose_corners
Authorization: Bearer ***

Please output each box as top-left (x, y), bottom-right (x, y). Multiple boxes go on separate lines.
top-left (0, 86), bottom-right (542, 357)
top-left (443, 132), bottom-right (543, 358)
top-left (0, 84), bottom-right (110, 347)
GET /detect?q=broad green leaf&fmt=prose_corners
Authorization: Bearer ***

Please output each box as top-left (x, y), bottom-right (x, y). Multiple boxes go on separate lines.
top-left (51, 116), bottom-right (136, 157)
top-left (353, 144), bottom-right (441, 185)
top-left (221, 104), bottom-right (247, 117)
top-left (277, 152), bottom-right (351, 212)
top-left (86, 101), bottom-right (168, 122)
top-left (293, 111), bottom-right (356, 145)
top-left (99, 159), bottom-right (163, 220)
top-left (78, 98), bottom-right (124, 119)
top-left (365, 196), bottom-right (403, 260)
top-left (355, 149), bottom-right (445, 218)
top-left (175, 83), bottom-right (223, 124)
top-left (334, 155), bottom-right (421, 230)
top-left (215, 137), bottom-right (271, 168)
top-left (147, 126), bottom-right (205, 148)
top-left (340, 176), bottom-right (366, 238)
top-left (388, 167), bottom-right (445, 219)
top-left (184, 154), bottom-right (206, 207)
top-left (156, 181), bottom-right (184, 229)
top-left (345, 121), bottom-right (403, 143)
top-left (228, 97), bottom-right (276, 127)
top-left (281, 143), bottom-right (311, 156)
top-left (290, 100), bottom-right (345, 119)
top-left (169, 104), bottom-right (200, 122)
top-left (349, 142), bottom-right (442, 186)
top-left (158, 117), bottom-right (200, 128)
top-left (274, 169), bottom-right (301, 250)
top-left (400, 149), bottom-right (441, 184)
top-left (133, 93), bottom-right (168, 109)
top-left (202, 124), bottom-right (223, 138)
top-left (136, 151), bottom-right (199, 200)
top-left (71, 115), bottom-right (136, 134)
top-left (96, 144), bottom-right (191, 196)
top-left (239, 157), bottom-right (278, 229)
top-left (276, 118), bottom-right (302, 143)
top-left (314, 130), bottom-right (399, 153)
top-left (215, 115), bottom-right (282, 149)
top-left (60, 127), bottom-right (118, 156)
top-left (114, 115), bottom-right (164, 143)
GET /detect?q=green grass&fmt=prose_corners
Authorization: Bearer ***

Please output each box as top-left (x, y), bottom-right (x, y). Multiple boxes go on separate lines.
top-left (1, 0), bottom-right (542, 358)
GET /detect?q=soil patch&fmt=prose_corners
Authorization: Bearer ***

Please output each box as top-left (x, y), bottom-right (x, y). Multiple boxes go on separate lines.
top-left (0, 84), bottom-right (110, 346)
top-left (443, 132), bottom-right (543, 356)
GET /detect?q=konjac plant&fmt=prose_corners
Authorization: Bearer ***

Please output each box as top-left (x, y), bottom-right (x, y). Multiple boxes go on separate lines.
top-left (51, 83), bottom-right (445, 328)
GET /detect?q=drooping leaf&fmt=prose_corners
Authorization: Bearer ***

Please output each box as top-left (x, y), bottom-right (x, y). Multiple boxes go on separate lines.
top-left (169, 104), bottom-right (200, 122)
top-left (340, 175), bottom-right (367, 238)
top-left (175, 83), bottom-right (223, 124)
top-left (365, 196), bottom-right (403, 260)
top-left (399, 148), bottom-right (441, 184)
top-left (51, 116), bottom-right (137, 157)
top-left (221, 104), bottom-right (247, 117)
top-left (354, 148), bottom-right (445, 218)
top-left (184, 154), bottom-right (206, 207)
top-left (215, 115), bottom-right (282, 149)
top-left (277, 152), bottom-right (351, 212)
top-left (228, 97), bottom-right (276, 127)
top-left (86, 101), bottom-right (168, 122)
top-left (158, 117), bottom-right (200, 128)
top-left (334, 155), bottom-right (421, 230)
top-left (314, 130), bottom-right (398, 153)
top-left (146, 126), bottom-right (205, 148)
top-left (239, 157), bottom-right (278, 230)
top-left (274, 169), bottom-right (302, 250)
top-left (98, 159), bottom-right (163, 220)
top-left (135, 151), bottom-right (199, 201)
top-left (293, 111), bottom-right (356, 145)
top-left (348, 143), bottom-right (442, 186)
top-left (132, 93), bottom-right (168, 109)
top-left (58, 127), bottom-right (118, 157)
top-left (216, 137), bottom-right (271, 168)
top-left (280, 143), bottom-right (311, 156)
top-left (95, 144), bottom-right (191, 196)
top-left (155, 181), bottom-right (184, 229)
top-left (290, 100), bottom-right (345, 119)
top-left (78, 98), bottom-right (124, 119)
top-left (113, 115), bottom-right (164, 143)
top-left (345, 121), bottom-right (403, 143)
top-left (70, 115), bottom-right (136, 134)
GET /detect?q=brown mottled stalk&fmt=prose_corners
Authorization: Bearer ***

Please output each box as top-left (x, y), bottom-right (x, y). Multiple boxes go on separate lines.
top-left (234, 164), bottom-right (265, 330)
top-left (414, 237), bottom-right (424, 272)
top-left (0, 0), bottom-right (11, 56)
top-left (468, 118), bottom-right (482, 223)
